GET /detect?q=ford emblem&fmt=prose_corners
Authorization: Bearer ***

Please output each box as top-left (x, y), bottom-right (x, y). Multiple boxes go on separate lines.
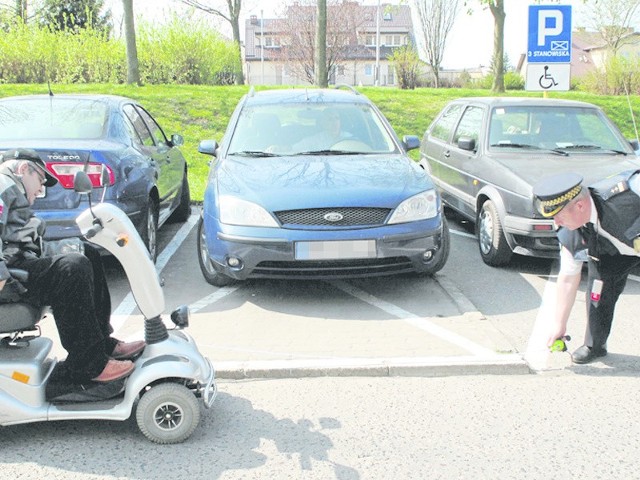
top-left (324, 212), bottom-right (344, 222)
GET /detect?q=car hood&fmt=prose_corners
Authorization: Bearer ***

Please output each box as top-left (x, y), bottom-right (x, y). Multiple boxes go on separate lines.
top-left (217, 154), bottom-right (433, 210)
top-left (490, 151), bottom-right (640, 187)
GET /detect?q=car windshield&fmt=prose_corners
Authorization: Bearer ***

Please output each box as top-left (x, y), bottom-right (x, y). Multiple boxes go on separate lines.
top-left (0, 98), bottom-right (108, 140)
top-left (488, 106), bottom-right (629, 153)
top-left (227, 102), bottom-right (398, 156)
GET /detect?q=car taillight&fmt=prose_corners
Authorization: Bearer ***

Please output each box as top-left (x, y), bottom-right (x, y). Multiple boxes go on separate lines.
top-left (47, 162), bottom-right (115, 189)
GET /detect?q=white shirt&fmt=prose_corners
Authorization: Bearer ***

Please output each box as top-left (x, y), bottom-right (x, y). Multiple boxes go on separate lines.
top-left (560, 173), bottom-right (640, 275)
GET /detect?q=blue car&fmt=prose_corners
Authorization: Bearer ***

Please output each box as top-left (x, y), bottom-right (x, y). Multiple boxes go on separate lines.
top-left (0, 94), bottom-right (191, 261)
top-left (197, 87), bottom-right (449, 286)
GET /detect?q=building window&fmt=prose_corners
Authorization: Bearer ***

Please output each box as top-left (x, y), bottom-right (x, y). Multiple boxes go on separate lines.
top-left (385, 35), bottom-right (403, 46)
top-left (264, 36), bottom-right (280, 47)
top-left (365, 34), bottom-right (376, 46)
top-left (365, 64), bottom-right (373, 76)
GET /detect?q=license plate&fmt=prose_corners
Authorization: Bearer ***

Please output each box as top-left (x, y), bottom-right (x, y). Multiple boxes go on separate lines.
top-left (295, 240), bottom-right (376, 260)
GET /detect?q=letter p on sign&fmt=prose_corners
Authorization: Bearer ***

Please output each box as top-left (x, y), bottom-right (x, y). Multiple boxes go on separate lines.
top-left (537, 10), bottom-right (563, 46)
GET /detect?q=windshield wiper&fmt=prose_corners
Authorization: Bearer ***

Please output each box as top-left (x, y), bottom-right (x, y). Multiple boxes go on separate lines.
top-left (559, 144), bottom-right (628, 155)
top-left (295, 149), bottom-right (362, 155)
top-left (229, 150), bottom-right (279, 157)
top-left (491, 143), bottom-right (568, 156)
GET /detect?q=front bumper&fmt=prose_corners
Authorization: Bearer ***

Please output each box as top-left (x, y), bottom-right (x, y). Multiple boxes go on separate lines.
top-left (503, 214), bottom-right (560, 258)
top-left (204, 220), bottom-right (444, 280)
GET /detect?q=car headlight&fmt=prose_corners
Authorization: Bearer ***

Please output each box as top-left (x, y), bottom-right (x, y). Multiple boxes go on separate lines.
top-left (388, 190), bottom-right (439, 224)
top-left (219, 196), bottom-right (279, 227)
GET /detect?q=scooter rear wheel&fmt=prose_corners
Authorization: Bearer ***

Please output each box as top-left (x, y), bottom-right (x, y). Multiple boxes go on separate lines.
top-left (136, 383), bottom-right (201, 444)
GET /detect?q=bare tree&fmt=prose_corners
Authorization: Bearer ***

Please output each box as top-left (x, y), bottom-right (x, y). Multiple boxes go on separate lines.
top-left (177, 0), bottom-right (245, 84)
top-left (316, 0), bottom-right (327, 87)
top-left (583, 0), bottom-right (640, 57)
top-left (275, 0), bottom-right (366, 85)
top-left (413, 0), bottom-right (460, 88)
top-left (466, 0), bottom-right (505, 92)
top-left (123, 0), bottom-right (140, 85)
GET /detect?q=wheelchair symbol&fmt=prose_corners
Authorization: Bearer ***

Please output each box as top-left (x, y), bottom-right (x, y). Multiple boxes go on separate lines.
top-left (539, 66), bottom-right (558, 89)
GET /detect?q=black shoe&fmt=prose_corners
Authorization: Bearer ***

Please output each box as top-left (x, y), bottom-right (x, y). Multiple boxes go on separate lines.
top-left (571, 345), bottom-right (607, 364)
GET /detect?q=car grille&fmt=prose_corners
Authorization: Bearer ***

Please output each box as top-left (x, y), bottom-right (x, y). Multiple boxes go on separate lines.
top-left (251, 257), bottom-right (415, 279)
top-left (275, 207), bottom-right (390, 227)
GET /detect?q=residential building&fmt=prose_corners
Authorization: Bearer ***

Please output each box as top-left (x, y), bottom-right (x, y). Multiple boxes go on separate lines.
top-left (243, 2), bottom-right (415, 86)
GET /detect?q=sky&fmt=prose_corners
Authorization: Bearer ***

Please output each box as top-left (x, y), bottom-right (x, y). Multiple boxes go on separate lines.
top-left (105, 0), bottom-right (595, 70)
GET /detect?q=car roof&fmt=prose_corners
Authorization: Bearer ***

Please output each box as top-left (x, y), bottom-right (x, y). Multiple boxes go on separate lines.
top-left (450, 96), bottom-right (600, 109)
top-left (241, 88), bottom-right (373, 107)
top-left (0, 93), bottom-right (136, 105)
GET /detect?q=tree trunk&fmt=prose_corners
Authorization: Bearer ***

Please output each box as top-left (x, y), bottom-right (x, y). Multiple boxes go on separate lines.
top-left (315, 0), bottom-right (328, 87)
top-left (123, 0), bottom-right (141, 85)
top-left (489, 0), bottom-right (505, 93)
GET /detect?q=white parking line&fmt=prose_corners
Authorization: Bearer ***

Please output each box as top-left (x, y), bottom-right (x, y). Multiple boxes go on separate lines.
top-left (111, 213), bottom-right (199, 333)
top-left (330, 280), bottom-right (497, 357)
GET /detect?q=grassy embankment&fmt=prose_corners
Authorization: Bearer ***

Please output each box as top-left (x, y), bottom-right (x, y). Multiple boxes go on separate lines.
top-left (2, 83), bottom-right (639, 201)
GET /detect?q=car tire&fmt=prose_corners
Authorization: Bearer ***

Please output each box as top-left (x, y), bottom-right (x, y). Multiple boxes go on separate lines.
top-left (418, 215), bottom-right (450, 276)
top-left (169, 173), bottom-right (191, 223)
top-left (197, 217), bottom-right (235, 287)
top-left (142, 198), bottom-right (159, 263)
top-left (477, 200), bottom-right (512, 266)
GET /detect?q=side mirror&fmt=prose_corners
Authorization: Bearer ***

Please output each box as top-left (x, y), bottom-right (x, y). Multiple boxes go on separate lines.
top-left (457, 136), bottom-right (476, 152)
top-left (198, 139), bottom-right (219, 157)
top-left (73, 170), bottom-right (93, 194)
top-left (402, 135), bottom-right (420, 152)
top-left (629, 139), bottom-right (639, 152)
top-left (171, 134), bottom-right (184, 147)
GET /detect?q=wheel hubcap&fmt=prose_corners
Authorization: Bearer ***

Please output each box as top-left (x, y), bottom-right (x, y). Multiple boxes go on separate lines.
top-left (478, 211), bottom-right (493, 255)
top-left (154, 402), bottom-right (183, 431)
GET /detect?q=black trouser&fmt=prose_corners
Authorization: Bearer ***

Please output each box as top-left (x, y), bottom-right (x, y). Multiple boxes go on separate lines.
top-left (15, 245), bottom-right (118, 381)
top-left (586, 254), bottom-right (640, 349)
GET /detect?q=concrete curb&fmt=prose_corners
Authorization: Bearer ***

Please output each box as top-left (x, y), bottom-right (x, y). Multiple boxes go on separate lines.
top-left (214, 354), bottom-right (532, 380)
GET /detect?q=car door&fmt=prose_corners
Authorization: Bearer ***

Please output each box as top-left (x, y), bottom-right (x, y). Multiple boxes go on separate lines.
top-left (440, 104), bottom-right (485, 219)
top-left (136, 106), bottom-right (184, 219)
top-left (123, 104), bottom-right (179, 223)
top-left (421, 102), bottom-right (463, 196)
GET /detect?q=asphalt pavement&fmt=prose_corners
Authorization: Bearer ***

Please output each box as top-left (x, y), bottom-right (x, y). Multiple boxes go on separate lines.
top-left (41, 212), bottom-right (640, 380)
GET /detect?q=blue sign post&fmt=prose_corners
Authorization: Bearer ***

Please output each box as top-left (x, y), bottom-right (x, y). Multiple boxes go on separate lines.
top-left (527, 5), bottom-right (572, 63)
top-left (526, 5), bottom-right (572, 92)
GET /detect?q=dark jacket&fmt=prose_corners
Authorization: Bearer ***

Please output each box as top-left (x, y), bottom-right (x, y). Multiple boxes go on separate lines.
top-left (558, 169), bottom-right (640, 258)
top-left (0, 167), bottom-right (45, 282)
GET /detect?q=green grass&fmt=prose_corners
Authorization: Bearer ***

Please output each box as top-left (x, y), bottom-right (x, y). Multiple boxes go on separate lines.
top-left (3, 84), bottom-right (639, 201)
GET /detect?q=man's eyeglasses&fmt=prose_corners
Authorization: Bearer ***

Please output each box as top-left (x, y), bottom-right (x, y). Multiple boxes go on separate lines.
top-left (29, 166), bottom-right (47, 186)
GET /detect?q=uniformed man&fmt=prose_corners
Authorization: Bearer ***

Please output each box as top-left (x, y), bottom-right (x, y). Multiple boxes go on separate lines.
top-left (533, 170), bottom-right (640, 364)
top-left (0, 148), bottom-right (145, 382)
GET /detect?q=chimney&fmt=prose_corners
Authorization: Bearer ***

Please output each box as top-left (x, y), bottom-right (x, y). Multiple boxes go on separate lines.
top-left (250, 15), bottom-right (258, 25)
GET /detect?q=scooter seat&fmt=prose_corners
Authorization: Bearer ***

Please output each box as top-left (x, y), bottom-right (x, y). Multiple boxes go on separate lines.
top-left (0, 303), bottom-right (42, 334)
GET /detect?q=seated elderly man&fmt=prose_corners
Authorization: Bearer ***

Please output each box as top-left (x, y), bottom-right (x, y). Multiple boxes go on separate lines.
top-left (0, 148), bottom-right (145, 383)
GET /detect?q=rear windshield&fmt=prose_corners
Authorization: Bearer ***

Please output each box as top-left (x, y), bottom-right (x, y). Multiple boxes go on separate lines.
top-left (0, 98), bottom-right (108, 140)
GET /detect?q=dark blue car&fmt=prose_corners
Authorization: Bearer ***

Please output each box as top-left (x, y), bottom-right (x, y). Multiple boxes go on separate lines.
top-left (0, 94), bottom-right (191, 260)
top-left (197, 87), bottom-right (449, 286)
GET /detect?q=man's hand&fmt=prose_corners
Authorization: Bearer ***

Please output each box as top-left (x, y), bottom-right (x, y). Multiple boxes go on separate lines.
top-left (547, 323), bottom-right (568, 348)
top-left (0, 279), bottom-right (6, 291)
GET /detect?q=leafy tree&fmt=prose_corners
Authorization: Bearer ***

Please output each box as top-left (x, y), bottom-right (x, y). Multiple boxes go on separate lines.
top-left (38, 0), bottom-right (111, 33)
top-left (413, 0), bottom-right (460, 88)
top-left (388, 44), bottom-right (421, 89)
top-left (177, 0), bottom-right (245, 84)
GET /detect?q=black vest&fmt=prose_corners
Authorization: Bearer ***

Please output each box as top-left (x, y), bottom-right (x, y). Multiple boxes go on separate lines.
top-left (558, 169), bottom-right (640, 257)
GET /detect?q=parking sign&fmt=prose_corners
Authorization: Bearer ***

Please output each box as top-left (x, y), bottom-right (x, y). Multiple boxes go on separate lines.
top-left (528, 5), bottom-right (572, 63)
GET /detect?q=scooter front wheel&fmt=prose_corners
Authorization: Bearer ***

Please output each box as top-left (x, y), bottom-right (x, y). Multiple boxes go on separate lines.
top-left (136, 383), bottom-right (201, 444)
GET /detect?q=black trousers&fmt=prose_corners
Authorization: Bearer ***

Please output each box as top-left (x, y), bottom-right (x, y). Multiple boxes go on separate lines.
top-left (15, 245), bottom-right (118, 381)
top-left (586, 254), bottom-right (640, 349)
